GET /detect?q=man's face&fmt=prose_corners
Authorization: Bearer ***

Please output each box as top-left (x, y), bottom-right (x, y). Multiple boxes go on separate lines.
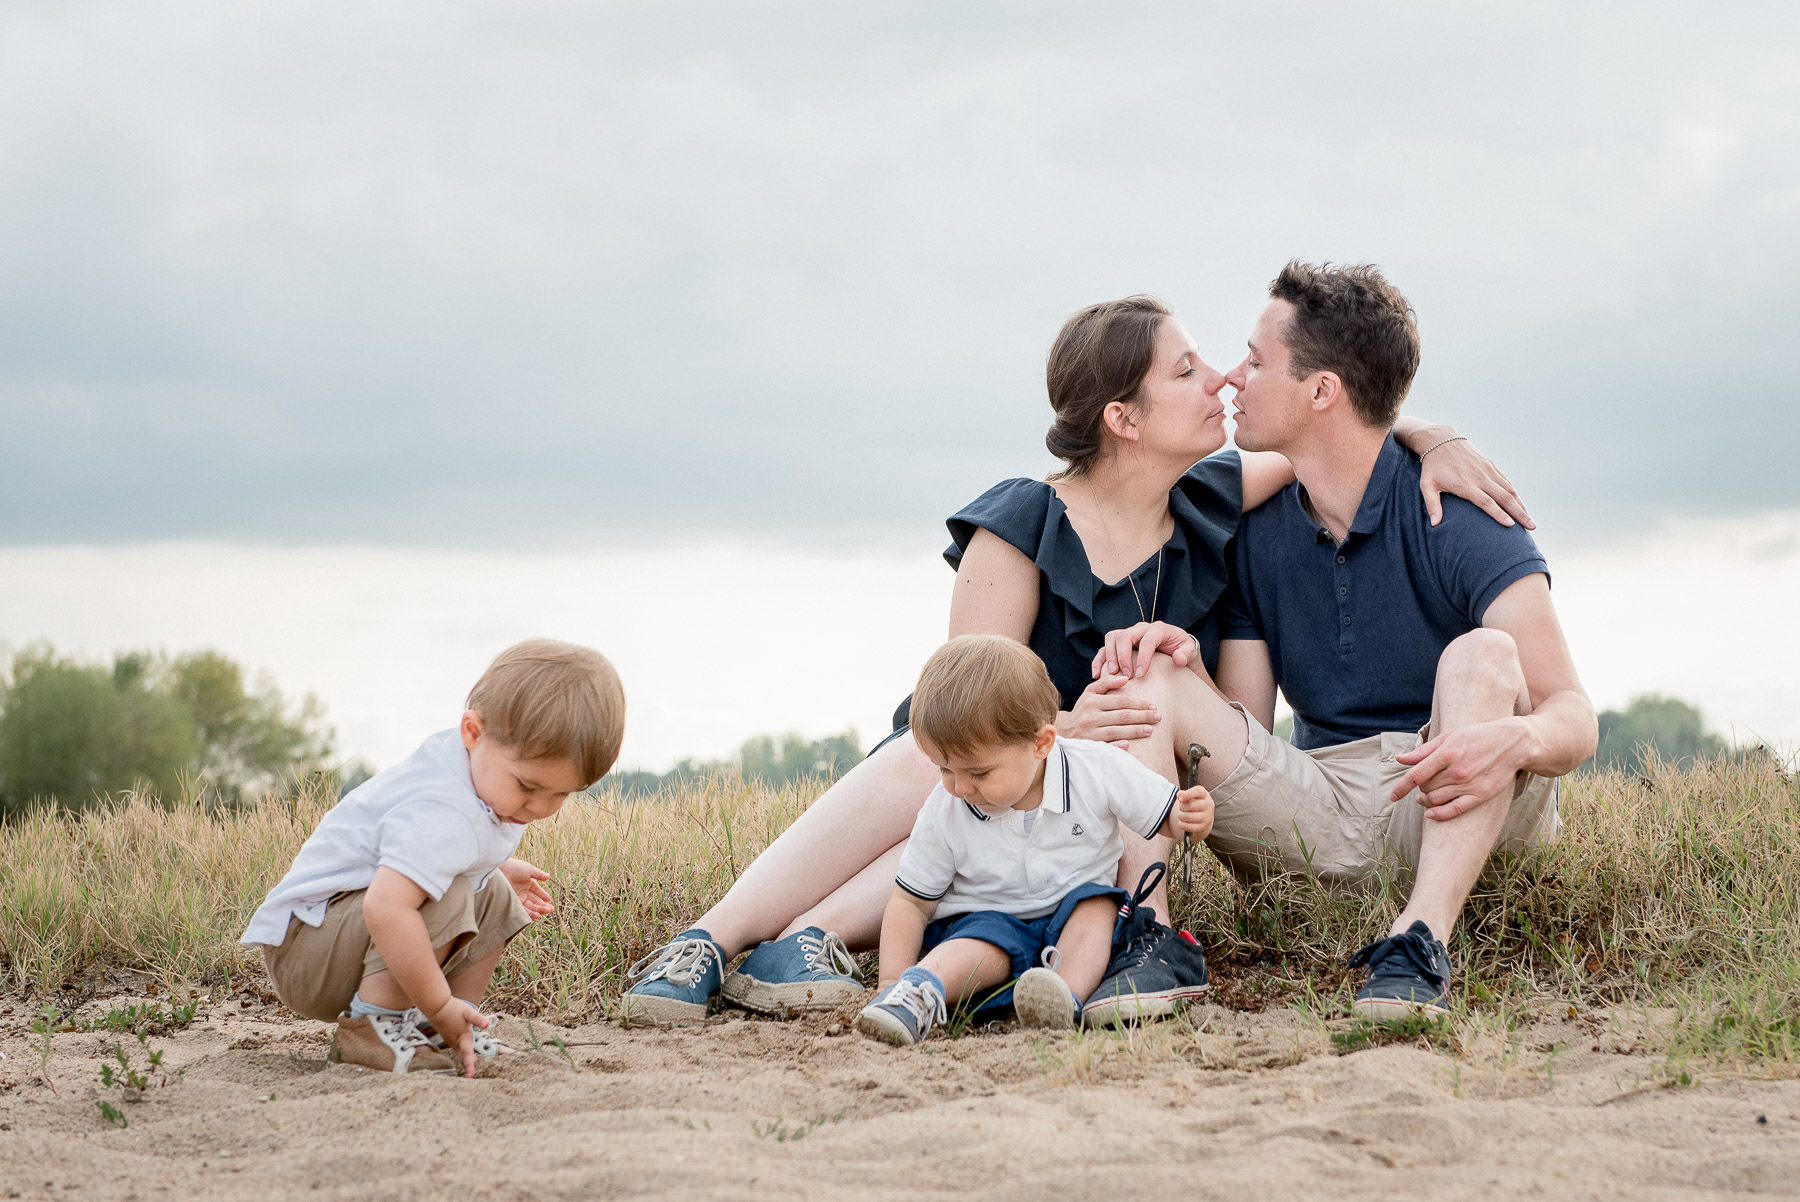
top-left (1224, 299), bottom-right (1315, 454)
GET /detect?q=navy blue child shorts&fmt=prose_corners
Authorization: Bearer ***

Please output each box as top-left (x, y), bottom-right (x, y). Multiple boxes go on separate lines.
top-left (919, 881), bottom-right (1129, 1014)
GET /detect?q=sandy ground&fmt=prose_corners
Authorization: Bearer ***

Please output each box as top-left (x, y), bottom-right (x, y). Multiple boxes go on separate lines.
top-left (1, 991), bottom-right (1796, 1202)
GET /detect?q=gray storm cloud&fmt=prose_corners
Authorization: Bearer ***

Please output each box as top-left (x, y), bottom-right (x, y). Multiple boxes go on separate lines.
top-left (3, 2), bottom-right (1797, 548)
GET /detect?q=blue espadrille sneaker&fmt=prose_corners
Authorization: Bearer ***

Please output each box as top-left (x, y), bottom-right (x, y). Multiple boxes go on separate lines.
top-left (620, 928), bottom-right (724, 1025)
top-left (720, 926), bottom-right (864, 1016)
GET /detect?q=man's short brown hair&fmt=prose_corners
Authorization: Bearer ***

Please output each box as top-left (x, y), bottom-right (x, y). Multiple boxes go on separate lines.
top-left (465, 639), bottom-right (625, 785)
top-left (909, 635), bottom-right (1059, 759)
top-left (1269, 261), bottom-right (1420, 428)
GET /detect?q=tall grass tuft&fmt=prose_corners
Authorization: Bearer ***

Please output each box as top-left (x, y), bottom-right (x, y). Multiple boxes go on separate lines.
top-left (1, 754), bottom-right (1794, 1066)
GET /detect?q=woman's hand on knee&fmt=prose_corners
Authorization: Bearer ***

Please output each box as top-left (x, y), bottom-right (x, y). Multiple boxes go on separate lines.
top-left (1060, 674), bottom-right (1159, 747)
top-left (1092, 621), bottom-right (1201, 680)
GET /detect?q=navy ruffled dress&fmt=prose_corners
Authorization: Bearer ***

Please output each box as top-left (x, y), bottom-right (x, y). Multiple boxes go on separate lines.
top-left (887, 451), bottom-right (1243, 737)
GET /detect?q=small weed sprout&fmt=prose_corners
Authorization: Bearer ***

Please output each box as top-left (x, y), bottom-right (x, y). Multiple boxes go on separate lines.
top-left (28, 1006), bottom-right (64, 1094)
top-left (95, 1032), bottom-right (181, 1125)
top-left (751, 1109), bottom-right (847, 1142)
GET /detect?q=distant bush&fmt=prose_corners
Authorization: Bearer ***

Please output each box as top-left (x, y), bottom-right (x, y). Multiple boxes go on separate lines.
top-left (601, 729), bottom-right (864, 799)
top-left (1590, 693), bottom-right (1729, 772)
top-left (0, 644), bottom-right (333, 816)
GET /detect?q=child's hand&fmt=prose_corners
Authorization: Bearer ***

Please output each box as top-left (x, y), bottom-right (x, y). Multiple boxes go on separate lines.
top-left (425, 997), bottom-right (491, 1078)
top-left (500, 858), bottom-right (554, 920)
top-left (1172, 784), bottom-right (1214, 840)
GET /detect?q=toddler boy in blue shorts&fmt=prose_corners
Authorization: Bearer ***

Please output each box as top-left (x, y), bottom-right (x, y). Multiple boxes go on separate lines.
top-left (856, 634), bottom-right (1213, 1046)
top-left (242, 639), bottom-right (625, 1076)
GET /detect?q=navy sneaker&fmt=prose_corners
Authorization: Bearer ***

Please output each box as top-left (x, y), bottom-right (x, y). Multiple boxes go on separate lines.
top-left (1082, 863), bottom-right (1211, 1028)
top-left (720, 926), bottom-right (865, 1016)
top-left (855, 968), bottom-right (947, 1047)
top-left (620, 928), bottom-right (724, 1025)
top-left (1348, 920), bottom-right (1452, 1019)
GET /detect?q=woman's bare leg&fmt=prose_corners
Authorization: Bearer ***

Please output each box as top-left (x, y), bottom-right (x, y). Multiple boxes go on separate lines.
top-left (692, 730), bottom-right (938, 957)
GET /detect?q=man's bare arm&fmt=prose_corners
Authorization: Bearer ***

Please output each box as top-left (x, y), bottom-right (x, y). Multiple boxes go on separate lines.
top-left (1216, 637), bottom-right (1278, 733)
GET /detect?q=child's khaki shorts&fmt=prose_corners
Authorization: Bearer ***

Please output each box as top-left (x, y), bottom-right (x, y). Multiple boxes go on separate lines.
top-left (259, 876), bottom-right (531, 1022)
top-left (1206, 703), bottom-right (1560, 886)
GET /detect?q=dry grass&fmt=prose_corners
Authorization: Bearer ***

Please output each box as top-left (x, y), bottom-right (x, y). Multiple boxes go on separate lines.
top-left (2, 754), bottom-right (1795, 1067)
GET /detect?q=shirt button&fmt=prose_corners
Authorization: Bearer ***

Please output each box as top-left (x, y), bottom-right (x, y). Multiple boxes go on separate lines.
top-left (1343, 615), bottom-right (1352, 626)
top-left (1335, 555), bottom-right (1346, 564)
top-left (1339, 585), bottom-right (1347, 596)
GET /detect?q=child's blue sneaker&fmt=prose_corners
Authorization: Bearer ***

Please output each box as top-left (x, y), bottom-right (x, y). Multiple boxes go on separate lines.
top-left (855, 968), bottom-right (946, 1047)
top-left (620, 929), bottom-right (724, 1025)
top-left (720, 927), bottom-right (864, 1016)
top-left (1349, 920), bottom-right (1452, 1020)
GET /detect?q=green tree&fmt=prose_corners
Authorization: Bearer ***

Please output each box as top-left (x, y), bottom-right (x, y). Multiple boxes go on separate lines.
top-left (0, 644), bottom-right (333, 816)
top-left (601, 729), bottom-right (865, 799)
top-left (1591, 694), bottom-right (1727, 772)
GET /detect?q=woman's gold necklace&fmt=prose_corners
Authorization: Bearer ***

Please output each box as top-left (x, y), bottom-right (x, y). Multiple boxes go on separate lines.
top-left (1089, 494), bottom-right (1163, 623)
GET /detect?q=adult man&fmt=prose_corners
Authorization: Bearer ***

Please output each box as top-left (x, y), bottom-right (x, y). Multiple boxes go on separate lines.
top-left (1099, 261), bottom-right (1597, 1016)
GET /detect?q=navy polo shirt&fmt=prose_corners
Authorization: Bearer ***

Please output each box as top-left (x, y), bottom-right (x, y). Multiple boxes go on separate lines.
top-left (1222, 433), bottom-right (1549, 750)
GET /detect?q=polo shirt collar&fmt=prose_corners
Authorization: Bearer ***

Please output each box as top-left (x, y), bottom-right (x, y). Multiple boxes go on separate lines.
top-left (1346, 432), bottom-right (1405, 539)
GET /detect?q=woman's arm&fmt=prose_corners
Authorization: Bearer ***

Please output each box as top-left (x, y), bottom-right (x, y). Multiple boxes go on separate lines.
top-left (1238, 451), bottom-right (1296, 512)
top-left (947, 528), bottom-right (1039, 641)
top-left (1393, 415), bottom-right (1535, 529)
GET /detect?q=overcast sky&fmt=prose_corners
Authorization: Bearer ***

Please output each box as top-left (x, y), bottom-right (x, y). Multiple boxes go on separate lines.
top-left (3, 3), bottom-right (1797, 769)
top-left (5, 1), bottom-right (1797, 548)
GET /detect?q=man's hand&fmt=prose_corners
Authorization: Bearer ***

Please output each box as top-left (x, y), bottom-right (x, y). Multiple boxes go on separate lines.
top-left (499, 857), bottom-right (554, 920)
top-left (1059, 673), bottom-right (1159, 748)
top-left (1391, 717), bottom-right (1535, 820)
top-left (1168, 785), bottom-right (1214, 840)
top-left (1090, 621), bottom-right (1201, 680)
top-left (424, 996), bottom-right (491, 1078)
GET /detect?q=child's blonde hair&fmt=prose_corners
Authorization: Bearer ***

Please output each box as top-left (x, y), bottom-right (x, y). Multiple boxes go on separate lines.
top-left (465, 639), bottom-right (626, 784)
top-left (910, 635), bottom-right (1059, 758)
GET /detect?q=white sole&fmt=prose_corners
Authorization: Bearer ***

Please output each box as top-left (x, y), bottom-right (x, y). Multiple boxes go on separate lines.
top-left (720, 970), bottom-right (865, 1016)
top-left (1352, 996), bottom-right (1449, 1021)
top-left (1012, 968), bottom-right (1077, 1030)
top-left (1080, 982), bottom-right (1210, 1028)
top-left (616, 992), bottom-right (711, 1026)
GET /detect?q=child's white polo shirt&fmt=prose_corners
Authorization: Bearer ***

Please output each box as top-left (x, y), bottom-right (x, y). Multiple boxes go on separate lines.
top-left (894, 736), bottom-right (1178, 920)
top-left (241, 728), bottom-right (525, 946)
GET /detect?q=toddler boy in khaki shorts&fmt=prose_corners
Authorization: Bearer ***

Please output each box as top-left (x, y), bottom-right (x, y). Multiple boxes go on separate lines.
top-left (242, 639), bottom-right (625, 1076)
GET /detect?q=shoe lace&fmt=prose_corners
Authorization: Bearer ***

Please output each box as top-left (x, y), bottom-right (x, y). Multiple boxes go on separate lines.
top-left (798, 930), bottom-right (860, 979)
top-left (627, 937), bottom-right (720, 987)
top-left (885, 976), bottom-right (947, 1030)
top-left (1348, 928), bottom-right (1446, 988)
top-left (1111, 861), bottom-right (1172, 968)
top-left (374, 1010), bottom-right (438, 1052)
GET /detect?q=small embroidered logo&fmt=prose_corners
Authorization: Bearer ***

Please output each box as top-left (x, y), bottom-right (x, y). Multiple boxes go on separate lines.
top-left (1070, 823), bottom-right (1085, 836)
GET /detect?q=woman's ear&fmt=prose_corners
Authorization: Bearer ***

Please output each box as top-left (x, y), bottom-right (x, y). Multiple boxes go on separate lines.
top-left (1101, 398), bottom-right (1142, 443)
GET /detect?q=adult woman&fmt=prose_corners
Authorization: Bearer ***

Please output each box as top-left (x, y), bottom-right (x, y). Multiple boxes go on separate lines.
top-left (623, 296), bottom-right (1527, 1023)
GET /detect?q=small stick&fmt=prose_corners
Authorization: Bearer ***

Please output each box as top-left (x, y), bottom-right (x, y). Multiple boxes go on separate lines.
top-left (1184, 742), bottom-right (1209, 891)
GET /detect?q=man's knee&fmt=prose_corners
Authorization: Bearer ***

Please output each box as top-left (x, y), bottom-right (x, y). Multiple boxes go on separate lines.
top-left (1438, 629), bottom-right (1525, 702)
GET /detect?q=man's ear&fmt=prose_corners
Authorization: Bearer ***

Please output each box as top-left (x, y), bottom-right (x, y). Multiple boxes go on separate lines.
top-left (1310, 371), bottom-right (1344, 414)
top-left (1101, 399), bottom-right (1142, 443)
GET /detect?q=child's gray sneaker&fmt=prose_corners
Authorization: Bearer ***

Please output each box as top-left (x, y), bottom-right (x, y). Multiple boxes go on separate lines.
top-left (1349, 920), bottom-right (1452, 1019)
top-left (620, 929), bottom-right (724, 1024)
top-left (1012, 966), bottom-right (1079, 1030)
top-left (721, 927), bottom-right (864, 1016)
top-left (329, 1009), bottom-right (455, 1074)
top-left (855, 968), bottom-right (947, 1047)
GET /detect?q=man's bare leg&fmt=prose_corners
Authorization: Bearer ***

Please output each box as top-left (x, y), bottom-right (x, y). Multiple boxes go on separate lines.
top-left (1393, 629), bottom-right (1532, 942)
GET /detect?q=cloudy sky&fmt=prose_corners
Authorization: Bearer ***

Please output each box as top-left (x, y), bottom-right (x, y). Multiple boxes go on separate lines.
top-left (3, 2), bottom-right (1797, 771)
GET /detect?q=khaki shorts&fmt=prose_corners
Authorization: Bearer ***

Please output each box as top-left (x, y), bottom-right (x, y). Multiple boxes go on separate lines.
top-left (259, 875), bottom-right (531, 1022)
top-left (1206, 703), bottom-right (1560, 886)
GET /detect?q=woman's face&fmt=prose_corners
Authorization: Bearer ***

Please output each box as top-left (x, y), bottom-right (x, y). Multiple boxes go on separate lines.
top-left (1130, 318), bottom-right (1230, 461)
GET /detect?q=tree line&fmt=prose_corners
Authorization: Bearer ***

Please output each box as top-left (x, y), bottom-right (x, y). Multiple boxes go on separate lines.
top-left (0, 644), bottom-right (334, 817)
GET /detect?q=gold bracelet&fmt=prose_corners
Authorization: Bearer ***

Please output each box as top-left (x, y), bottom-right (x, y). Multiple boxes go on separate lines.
top-left (1420, 434), bottom-right (1469, 460)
